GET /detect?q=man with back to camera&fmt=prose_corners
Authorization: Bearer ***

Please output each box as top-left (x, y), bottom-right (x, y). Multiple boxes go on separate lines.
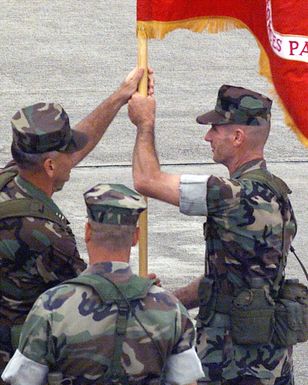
top-left (127, 84), bottom-right (297, 385)
top-left (2, 183), bottom-right (204, 385)
top-left (0, 68), bottom-right (152, 379)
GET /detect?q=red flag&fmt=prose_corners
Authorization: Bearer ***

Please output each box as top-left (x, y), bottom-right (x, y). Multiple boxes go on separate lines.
top-left (137, 0), bottom-right (308, 146)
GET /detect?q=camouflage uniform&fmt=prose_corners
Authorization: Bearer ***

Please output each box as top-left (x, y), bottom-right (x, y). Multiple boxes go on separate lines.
top-left (179, 86), bottom-right (297, 385)
top-left (0, 103), bottom-right (87, 379)
top-left (2, 184), bottom-right (204, 385)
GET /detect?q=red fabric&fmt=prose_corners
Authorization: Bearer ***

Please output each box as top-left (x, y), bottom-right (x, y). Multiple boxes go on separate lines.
top-left (137, 0), bottom-right (308, 142)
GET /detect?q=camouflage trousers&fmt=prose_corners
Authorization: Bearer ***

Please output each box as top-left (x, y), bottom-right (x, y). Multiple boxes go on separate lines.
top-left (196, 315), bottom-right (294, 385)
top-left (197, 373), bottom-right (294, 385)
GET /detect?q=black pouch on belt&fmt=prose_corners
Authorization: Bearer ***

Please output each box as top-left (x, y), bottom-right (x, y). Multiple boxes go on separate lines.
top-left (273, 279), bottom-right (308, 346)
top-left (230, 287), bottom-right (275, 345)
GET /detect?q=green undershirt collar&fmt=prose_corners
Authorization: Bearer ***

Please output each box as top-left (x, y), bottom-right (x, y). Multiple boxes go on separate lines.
top-left (15, 175), bottom-right (64, 217)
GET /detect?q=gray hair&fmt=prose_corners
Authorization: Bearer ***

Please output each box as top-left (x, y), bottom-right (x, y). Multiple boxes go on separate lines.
top-left (11, 144), bottom-right (59, 171)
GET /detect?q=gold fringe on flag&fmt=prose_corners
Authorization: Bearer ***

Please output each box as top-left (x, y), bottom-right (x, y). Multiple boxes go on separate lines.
top-left (137, 16), bottom-right (308, 146)
top-left (137, 17), bottom-right (245, 39)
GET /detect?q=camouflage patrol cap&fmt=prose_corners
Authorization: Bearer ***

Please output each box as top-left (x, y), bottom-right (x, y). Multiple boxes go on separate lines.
top-left (197, 85), bottom-right (272, 127)
top-left (84, 184), bottom-right (147, 225)
top-left (11, 102), bottom-right (88, 154)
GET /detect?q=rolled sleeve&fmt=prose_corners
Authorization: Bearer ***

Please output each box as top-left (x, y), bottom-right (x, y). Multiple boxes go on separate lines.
top-left (165, 347), bottom-right (204, 385)
top-left (179, 174), bottom-right (209, 216)
top-left (1, 349), bottom-right (48, 385)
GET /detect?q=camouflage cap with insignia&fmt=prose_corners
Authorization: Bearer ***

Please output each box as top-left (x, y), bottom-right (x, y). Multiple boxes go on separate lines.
top-left (11, 102), bottom-right (88, 154)
top-left (84, 183), bottom-right (147, 226)
top-left (197, 85), bottom-right (272, 127)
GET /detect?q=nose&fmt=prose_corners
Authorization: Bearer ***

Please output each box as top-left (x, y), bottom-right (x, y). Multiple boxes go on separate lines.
top-left (204, 130), bottom-right (211, 142)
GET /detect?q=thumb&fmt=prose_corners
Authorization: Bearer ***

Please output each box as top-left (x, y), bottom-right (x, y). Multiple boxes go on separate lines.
top-left (134, 67), bottom-right (145, 81)
top-left (125, 67), bottom-right (144, 82)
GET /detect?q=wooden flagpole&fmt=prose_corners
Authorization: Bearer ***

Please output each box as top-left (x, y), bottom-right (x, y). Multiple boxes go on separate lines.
top-left (137, 31), bottom-right (148, 277)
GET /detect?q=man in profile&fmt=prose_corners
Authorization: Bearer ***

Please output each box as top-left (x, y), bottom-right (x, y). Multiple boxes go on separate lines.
top-left (0, 68), bottom-right (150, 379)
top-left (128, 84), bottom-right (296, 385)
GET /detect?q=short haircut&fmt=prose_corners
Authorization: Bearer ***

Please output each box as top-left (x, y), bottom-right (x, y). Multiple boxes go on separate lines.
top-left (11, 144), bottom-right (58, 171)
top-left (243, 123), bottom-right (271, 148)
top-left (88, 219), bottom-right (136, 251)
top-left (225, 123), bottom-right (270, 148)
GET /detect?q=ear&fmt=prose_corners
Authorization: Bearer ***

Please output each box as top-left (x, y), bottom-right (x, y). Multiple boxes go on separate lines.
top-left (132, 227), bottom-right (140, 247)
top-left (85, 222), bottom-right (92, 243)
top-left (43, 157), bottom-right (55, 177)
top-left (233, 128), bottom-right (245, 146)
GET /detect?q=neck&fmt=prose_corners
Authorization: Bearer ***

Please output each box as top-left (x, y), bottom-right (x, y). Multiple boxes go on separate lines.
top-left (18, 168), bottom-right (53, 197)
top-left (88, 243), bottom-right (131, 265)
top-left (226, 150), bottom-right (264, 175)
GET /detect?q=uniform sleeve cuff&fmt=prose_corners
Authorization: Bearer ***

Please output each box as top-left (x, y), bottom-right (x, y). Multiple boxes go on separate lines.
top-left (179, 174), bottom-right (209, 216)
top-left (1, 349), bottom-right (48, 385)
top-left (165, 347), bottom-right (204, 384)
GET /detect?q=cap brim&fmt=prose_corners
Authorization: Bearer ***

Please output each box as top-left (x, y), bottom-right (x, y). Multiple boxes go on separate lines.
top-left (196, 110), bottom-right (229, 125)
top-left (61, 130), bottom-right (88, 153)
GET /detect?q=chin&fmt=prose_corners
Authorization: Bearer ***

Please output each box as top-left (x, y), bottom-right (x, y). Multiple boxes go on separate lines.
top-left (54, 183), bottom-right (65, 192)
top-left (213, 156), bottom-right (224, 165)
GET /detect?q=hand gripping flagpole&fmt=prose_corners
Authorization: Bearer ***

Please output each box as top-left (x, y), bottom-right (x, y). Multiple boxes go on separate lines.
top-left (137, 29), bottom-right (148, 277)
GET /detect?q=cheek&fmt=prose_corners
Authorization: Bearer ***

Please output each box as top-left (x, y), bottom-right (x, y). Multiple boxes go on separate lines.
top-left (57, 161), bottom-right (71, 179)
top-left (64, 157), bottom-right (73, 172)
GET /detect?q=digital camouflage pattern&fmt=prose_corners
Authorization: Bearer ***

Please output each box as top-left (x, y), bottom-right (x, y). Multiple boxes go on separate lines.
top-left (18, 262), bottom-right (195, 384)
top-left (180, 159), bottom-right (296, 384)
top-left (197, 85), bottom-right (272, 127)
top-left (84, 183), bottom-right (147, 225)
top-left (0, 165), bottom-right (86, 377)
top-left (11, 102), bottom-right (87, 154)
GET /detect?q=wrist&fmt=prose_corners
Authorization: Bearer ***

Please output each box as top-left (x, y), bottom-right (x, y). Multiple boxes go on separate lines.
top-left (110, 87), bottom-right (127, 109)
top-left (137, 121), bottom-right (154, 132)
top-left (116, 82), bottom-right (133, 106)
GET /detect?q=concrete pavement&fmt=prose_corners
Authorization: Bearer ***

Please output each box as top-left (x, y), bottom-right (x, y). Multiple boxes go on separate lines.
top-left (0, 1), bottom-right (307, 383)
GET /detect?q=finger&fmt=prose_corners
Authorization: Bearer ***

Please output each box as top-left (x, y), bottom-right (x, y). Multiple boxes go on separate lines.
top-left (148, 74), bottom-right (154, 86)
top-left (148, 80), bottom-right (154, 96)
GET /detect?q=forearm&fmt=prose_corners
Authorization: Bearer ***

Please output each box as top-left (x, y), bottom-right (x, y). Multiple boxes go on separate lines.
top-left (129, 93), bottom-right (180, 205)
top-left (133, 125), bottom-right (180, 205)
top-left (72, 89), bottom-right (125, 166)
top-left (133, 124), bottom-right (160, 194)
top-left (173, 276), bottom-right (202, 310)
